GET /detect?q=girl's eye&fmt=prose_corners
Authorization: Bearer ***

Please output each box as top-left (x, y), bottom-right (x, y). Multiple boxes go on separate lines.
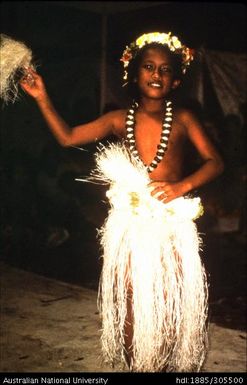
top-left (160, 67), bottom-right (172, 74)
top-left (143, 64), bottom-right (153, 70)
top-left (142, 64), bottom-right (173, 74)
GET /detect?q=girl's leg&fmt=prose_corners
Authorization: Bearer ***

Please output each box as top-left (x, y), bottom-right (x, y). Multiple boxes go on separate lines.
top-left (123, 284), bottom-right (134, 368)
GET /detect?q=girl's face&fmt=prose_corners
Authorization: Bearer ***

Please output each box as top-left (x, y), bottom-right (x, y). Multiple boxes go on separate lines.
top-left (137, 47), bottom-right (180, 100)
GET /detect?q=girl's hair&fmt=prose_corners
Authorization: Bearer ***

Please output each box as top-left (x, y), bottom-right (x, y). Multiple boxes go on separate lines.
top-left (126, 43), bottom-right (183, 100)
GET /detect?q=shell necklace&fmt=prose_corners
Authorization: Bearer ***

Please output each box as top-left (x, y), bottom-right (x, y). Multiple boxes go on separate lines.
top-left (125, 100), bottom-right (173, 173)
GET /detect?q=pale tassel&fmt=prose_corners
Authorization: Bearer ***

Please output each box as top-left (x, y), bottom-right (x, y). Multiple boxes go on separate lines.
top-left (87, 142), bottom-right (208, 372)
top-left (0, 34), bottom-right (34, 104)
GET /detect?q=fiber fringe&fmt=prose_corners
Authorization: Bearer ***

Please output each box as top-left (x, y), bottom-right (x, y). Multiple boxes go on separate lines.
top-left (0, 34), bottom-right (34, 104)
top-left (88, 142), bottom-right (208, 372)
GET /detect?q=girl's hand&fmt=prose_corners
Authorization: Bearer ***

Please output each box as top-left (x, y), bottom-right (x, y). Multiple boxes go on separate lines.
top-left (148, 180), bottom-right (187, 203)
top-left (20, 67), bottom-right (47, 101)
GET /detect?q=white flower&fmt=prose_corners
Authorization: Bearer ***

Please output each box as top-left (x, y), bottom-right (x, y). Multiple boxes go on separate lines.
top-left (121, 31), bottom-right (194, 81)
top-left (171, 36), bottom-right (182, 49)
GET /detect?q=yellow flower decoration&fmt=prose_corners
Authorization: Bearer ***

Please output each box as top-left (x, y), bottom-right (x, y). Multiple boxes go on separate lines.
top-left (120, 31), bottom-right (194, 82)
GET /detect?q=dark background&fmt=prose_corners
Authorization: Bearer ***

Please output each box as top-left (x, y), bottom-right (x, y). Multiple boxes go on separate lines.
top-left (1, 1), bottom-right (246, 330)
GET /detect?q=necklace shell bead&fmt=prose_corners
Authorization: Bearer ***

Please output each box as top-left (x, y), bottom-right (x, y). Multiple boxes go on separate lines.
top-left (125, 100), bottom-right (173, 173)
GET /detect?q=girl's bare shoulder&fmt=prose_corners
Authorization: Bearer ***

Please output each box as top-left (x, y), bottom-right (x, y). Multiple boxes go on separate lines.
top-left (173, 107), bottom-right (198, 123)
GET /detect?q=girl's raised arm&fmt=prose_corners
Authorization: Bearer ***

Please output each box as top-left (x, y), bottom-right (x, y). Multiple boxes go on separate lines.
top-left (20, 68), bottom-right (117, 147)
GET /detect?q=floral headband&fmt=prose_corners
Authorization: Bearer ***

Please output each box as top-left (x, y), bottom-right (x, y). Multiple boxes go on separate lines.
top-left (120, 32), bottom-right (194, 81)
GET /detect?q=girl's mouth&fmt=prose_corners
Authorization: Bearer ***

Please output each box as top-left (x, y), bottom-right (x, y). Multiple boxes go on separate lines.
top-left (148, 82), bottom-right (162, 88)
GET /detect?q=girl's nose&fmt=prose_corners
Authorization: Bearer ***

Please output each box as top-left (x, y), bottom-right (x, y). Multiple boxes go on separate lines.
top-left (152, 69), bottom-right (161, 80)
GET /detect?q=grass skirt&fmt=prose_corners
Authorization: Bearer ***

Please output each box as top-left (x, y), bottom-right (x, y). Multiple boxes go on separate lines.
top-left (89, 142), bottom-right (208, 372)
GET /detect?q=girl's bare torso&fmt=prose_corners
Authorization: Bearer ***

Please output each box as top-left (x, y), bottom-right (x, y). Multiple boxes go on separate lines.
top-left (112, 108), bottom-right (188, 181)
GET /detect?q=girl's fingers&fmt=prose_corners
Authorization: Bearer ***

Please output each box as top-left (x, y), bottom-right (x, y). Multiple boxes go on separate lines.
top-left (150, 185), bottom-right (167, 195)
top-left (148, 181), bottom-right (162, 187)
top-left (25, 72), bottom-right (35, 86)
top-left (24, 67), bottom-right (38, 80)
top-left (158, 192), bottom-right (168, 201)
top-left (25, 66), bottom-right (36, 74)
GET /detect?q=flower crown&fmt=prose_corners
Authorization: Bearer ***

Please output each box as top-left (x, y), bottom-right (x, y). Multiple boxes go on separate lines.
top-left (120, 32), bottom-right (194, 81)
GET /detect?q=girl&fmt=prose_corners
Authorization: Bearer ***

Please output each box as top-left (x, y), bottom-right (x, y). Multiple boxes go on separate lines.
top-left (20, 32), bottom-right (224, 372)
